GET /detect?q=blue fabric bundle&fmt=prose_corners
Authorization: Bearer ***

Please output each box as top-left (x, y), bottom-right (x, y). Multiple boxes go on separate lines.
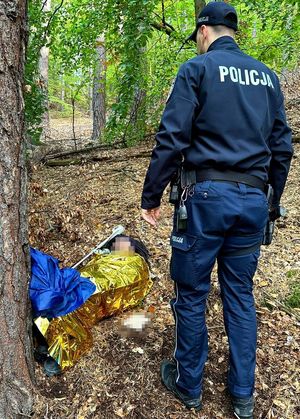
top-left (29, 247), bottom-right (96, 318)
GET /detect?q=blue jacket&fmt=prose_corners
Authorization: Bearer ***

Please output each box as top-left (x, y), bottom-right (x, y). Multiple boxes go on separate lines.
top-left (141, 36), bottom-right (293, 209)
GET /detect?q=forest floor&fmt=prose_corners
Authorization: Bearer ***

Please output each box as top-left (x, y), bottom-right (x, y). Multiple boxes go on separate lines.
top-left (30, 69), bottom-right (300, 419)
top-left (29, 117), bottom-right (300, 419)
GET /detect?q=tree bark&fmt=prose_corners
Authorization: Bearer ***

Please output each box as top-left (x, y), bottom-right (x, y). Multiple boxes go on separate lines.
top-left (39, 0), bottom-right (51, 139)
top-left (150, 21), bottom-right (174, 35)
top-left (60, 73), bottom-right (65, 111)
top-left (124, 46), bottom-right (147, 145)
top-left (89, 68), bottom-right (93, 117)
top-left (194, 0), bottom-right (206, 22)
top-left (0, 1), bottom-right (34, 418)
top-left (91, 35), bottom-right (106, 142)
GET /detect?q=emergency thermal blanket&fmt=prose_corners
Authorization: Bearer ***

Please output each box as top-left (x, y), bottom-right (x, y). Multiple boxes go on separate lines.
top-left (30, 248), bottom-right (96, 318)
top-left (35, 253), bottom-right (152, 369)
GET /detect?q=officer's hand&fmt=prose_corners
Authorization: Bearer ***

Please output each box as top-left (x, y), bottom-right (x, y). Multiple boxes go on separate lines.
top-left (269, 206), bottom-right (286, 222)
top-left (141, 207), bottom-right (160, 227)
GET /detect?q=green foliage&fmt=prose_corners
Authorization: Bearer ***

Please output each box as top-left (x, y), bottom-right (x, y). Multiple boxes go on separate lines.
top-left (25, 0), bottom-right (47, 144)
top-left (285, 283), bottom-right (300, 308)
top-left (231, 0), bottom-right (300, 71)
top-left (49, 61), bottom-right (90, 115)
top-left (26, 0), bottom-right (300, 145)
top-left (284, 270), bottom-right (300, 309)
top-left (286, 269), bottom-right (299, 279)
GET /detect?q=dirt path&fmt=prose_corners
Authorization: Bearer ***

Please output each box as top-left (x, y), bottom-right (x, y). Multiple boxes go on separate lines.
top-left (29, 128), bottom-right (299, 418)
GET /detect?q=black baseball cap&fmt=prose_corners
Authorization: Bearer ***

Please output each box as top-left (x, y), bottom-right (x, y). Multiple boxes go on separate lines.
top-left (189, 1), bottom-right (238, 42)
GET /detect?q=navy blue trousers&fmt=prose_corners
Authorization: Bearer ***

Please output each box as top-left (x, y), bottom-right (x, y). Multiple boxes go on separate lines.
top-left (170, 181), bottom-right (268, 399)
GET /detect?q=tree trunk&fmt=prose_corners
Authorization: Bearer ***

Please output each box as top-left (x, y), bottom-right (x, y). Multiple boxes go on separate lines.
top-left (39, 0), bottom-right (51, 139)
top-left (91, 35), bottom-right (106, 142)
top-left (89, 67), bottom-right (93, 118)
top-left (0, 1), bottom-right (35, 418)
top-left (124, 46), bottom-right (147, 145)
top-left (194, 0), bottom-right (206, 22)
top-left (60, 73), bottom-right (65, 111)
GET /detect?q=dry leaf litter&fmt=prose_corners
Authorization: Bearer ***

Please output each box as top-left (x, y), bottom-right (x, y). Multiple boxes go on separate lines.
top-left (30, 79), bottom-right (299, 419)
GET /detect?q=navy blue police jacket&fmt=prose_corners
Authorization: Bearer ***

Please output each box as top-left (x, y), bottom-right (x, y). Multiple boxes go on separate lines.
top-left (141, 36), bottom-right (293, 209)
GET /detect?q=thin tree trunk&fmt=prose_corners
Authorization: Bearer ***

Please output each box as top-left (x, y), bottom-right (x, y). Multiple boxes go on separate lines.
top-left (39, 0), bottom-right (51, 139)
top-left (71, 97), bottom-right (78, 150)
top-left (124, 46), bottom-right (147, 145)
top-left (0, 1), bottom-right (35, 418)
top-left (91, 35), bottom-right (106, 142)
top-left (195, 0), bottom-right (206, 22)
top-left (60, 73), bottom-right (65, 111)
top-left (130, 48), bottom-right (147, 127)
top-left (89, 67), bottom-right (93, 118)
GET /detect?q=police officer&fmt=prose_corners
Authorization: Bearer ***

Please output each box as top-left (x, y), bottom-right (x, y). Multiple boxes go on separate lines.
top-left (140, 2), bottom-right (293, 418)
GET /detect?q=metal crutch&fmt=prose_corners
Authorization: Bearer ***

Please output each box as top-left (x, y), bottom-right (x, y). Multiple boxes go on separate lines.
top-left (72, 225), bottom-right (125, 269)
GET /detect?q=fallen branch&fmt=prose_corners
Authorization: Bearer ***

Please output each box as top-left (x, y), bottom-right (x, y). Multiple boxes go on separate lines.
top-left (46, 158), bottom-right (82, 166)
top-left (42, 141), bottom-right (124, 162)
top-left (45, 151), bottom-right (151, 167)
top-left (43, 133), bottom-right (156, 163)
top-left (93, 151), bottom-right (151, 162)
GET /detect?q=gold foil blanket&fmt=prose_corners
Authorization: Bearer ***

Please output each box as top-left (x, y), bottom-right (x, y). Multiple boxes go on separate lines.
top-left (35, 253), bottom-right (152, 369)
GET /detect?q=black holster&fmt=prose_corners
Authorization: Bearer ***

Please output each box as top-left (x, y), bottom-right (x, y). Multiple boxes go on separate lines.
top-left (169, 169), bottom-right (181, 204)
top-left (262, 184), bottom-right (274, 246)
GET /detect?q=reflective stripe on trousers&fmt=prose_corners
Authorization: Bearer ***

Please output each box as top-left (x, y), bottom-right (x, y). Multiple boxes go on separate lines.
top-left (169, 181), bottom-right (268, 399)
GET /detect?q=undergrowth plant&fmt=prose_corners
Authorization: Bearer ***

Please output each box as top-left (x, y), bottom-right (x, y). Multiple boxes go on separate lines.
top-left (26, 0), bottom-right (300, 144)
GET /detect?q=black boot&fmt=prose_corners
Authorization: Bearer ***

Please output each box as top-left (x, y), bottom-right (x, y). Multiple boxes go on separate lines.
top-left (160, 360), bottom-right (202, 411)
top-left (231, 395), bottom-right (254, 419)
top-left (43, 357), bottom-right (62, 377)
